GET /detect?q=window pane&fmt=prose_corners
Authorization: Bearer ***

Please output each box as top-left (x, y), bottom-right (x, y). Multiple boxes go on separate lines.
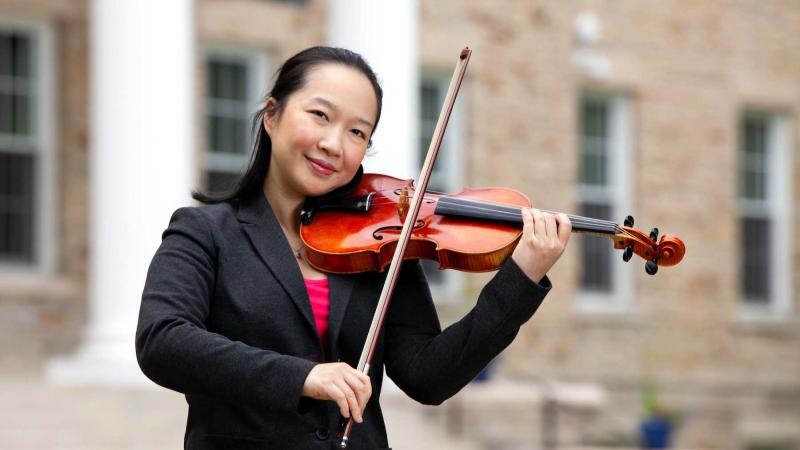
top-left (421, 83), bottom-right (439, 121)
top-left (206, 57), bottom-right (252, 163)
top-left (13, 92), bottom-right (30, 134)
top-left (208, 115), bottom-right (247, 155)
top-left (741, 217), bottom-right (770, 303)
top-left (0, 35), bottom-right (11, 77)
top-left (209, 60), bottom-right (247, 101)
top-left (579, 98), bottom-right (609, 187)
top-left (582, 100), bottom-right (608, 139)
top-left (0, 152), bottom-right (35, 262)
top-left (579, 202), bottom-right (613, 292)
top-left (0, 93), bottom-right (11, 133)
top-left (230, 117), bottom-right (247, 155)
top-left (0, 33), bottom-right (33, 137)
top-left (208, 61), bottom-right (221, 99)
top-left (419, 81), bottom-right (440, 166)
top-left (580, 149), bottom-right (606, 186)
top-left (217, 116), bottom-right (234, 153)
top-left (13, 34), bottom-right (30, 78)
top-left (208, 115), bottom-right (221, 153)
top-left (739, 117), bottom-right (768, 200)
top-left (419, 79), bottom-right (449, 193)
top-left (208, 61), bottom-right (224, 99)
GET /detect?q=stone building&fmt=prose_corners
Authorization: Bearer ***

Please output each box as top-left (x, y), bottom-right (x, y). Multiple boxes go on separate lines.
top-left (0, 0), bottom-right (797, 448)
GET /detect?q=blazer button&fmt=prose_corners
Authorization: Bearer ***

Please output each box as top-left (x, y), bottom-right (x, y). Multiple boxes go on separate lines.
top-left (315, 427), bottom-right (330, 440)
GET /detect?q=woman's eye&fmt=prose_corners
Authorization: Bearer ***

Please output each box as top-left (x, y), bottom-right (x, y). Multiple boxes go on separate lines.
top-left (311, 110), bottom-right (328, 120)
top-left (351, 129), bottom-right (366, 139)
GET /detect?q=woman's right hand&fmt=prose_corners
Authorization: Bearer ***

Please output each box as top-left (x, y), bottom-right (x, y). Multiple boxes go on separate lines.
top-left (301, 362), bottom-right (372, 423)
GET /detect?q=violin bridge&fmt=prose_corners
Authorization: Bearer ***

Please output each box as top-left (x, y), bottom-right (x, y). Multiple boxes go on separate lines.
top-left (398, 186), bottom-right (410, 223)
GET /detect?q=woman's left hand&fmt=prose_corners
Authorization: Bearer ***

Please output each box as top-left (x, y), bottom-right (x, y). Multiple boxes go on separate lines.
top-left (511, 208), bottom-right (571, 283)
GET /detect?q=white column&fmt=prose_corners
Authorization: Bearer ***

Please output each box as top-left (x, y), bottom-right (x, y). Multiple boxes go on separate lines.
top-left (328, 0), bottom-right (419, 179)
top-left (48, 0), bottom-right (195, 386)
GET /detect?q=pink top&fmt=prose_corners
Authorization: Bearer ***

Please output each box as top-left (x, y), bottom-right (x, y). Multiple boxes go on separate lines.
top-left (304, 278), bottom-right (331, 358)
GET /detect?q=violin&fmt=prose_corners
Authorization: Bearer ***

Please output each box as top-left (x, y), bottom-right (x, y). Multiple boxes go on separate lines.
top-left (299, 173), bottom-right (685, 276)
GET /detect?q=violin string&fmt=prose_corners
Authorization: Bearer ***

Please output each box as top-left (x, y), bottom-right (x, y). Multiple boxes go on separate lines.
top-left (358, 194), bottom-right (624, 231)
top-left (446, 198), bottom-right (643, 245)
top-left (443, 202), bottom-right (621, 234)
top-left (337, 190), bottom-right (640, 241)
top-left (360, 193), bottom-right (623, 231)
top-left (434, 196), bottom-right (622, 229)
top-left (357, 198), bottom-right (623, 233)
top-left (359, 189), bottom-right (620, 228)
top-left (362, 197), bottom-right (628, 237)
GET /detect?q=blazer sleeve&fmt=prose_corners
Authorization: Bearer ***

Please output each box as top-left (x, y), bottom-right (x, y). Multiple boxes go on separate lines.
top-left (136, 207), bottom-right (316, 413)
top-left (383, 258), bottom-right (551, 405)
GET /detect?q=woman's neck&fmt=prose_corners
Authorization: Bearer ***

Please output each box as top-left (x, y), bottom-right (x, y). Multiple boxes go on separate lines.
top-left (263, 174), bottom-right (329, 281)
top-left (263, 174), bottom-right (305, 234)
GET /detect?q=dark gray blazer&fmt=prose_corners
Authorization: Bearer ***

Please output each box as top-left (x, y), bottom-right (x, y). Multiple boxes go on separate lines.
top-left (136, 192), bottom-right (551, 450)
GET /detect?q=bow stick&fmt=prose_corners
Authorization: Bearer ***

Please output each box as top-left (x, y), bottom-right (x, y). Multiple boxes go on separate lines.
top-left (337, 47), bottom-right (473, 448)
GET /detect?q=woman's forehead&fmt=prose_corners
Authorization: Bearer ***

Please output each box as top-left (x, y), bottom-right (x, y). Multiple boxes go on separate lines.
top-left (293, 63), bottom-right (378, 121)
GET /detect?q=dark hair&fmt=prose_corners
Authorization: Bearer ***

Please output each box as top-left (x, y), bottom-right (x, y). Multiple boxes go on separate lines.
top-left (192, 46), bottom-right (383, 204)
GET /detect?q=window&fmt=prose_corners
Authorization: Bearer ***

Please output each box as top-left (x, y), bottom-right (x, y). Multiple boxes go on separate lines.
top-left (577, 93), bottom-right (632, 309)
top-left (738, 112), bottom-right (792, 316)
top-left (0, 21), bottom-right (54, 273)
top-left (204, 48), bottom-right (268, 192)
top-left (418, 75), bottom-right (466, 299)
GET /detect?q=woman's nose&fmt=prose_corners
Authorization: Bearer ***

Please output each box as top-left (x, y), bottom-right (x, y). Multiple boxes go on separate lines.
top-left (318, 128), bottom-right (343, 156)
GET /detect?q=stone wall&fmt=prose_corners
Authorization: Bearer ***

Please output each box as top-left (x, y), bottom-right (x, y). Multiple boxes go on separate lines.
top-left (417, 1), bottom-right (800, 447)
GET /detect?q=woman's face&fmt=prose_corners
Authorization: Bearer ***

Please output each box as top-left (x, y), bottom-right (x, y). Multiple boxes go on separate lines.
top-left (264, 63), bottom-right (378, 198)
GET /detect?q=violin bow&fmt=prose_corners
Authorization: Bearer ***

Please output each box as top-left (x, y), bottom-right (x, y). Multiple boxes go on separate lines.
top-left (337, 47), bottom-right (472, 448)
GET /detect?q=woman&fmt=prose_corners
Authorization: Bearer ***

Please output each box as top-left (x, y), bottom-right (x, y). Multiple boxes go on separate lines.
top-left (136, 46), bottom-right (571, 450)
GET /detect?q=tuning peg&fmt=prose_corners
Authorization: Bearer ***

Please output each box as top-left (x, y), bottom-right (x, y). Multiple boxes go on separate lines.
top-left (649, 227), bottom-right (659, 241)
top-left (622, 244), bottom-right (633, 262)
top-left (624, 215), bottom-right (634, 227)
top-left (645, 258), bottom-right (658, 275)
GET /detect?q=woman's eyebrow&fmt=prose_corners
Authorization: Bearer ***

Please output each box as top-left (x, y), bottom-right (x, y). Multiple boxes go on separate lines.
top-left (310, 96), bottom-right (338, 111)
top-left (310, 96), bottom-right (374, 129)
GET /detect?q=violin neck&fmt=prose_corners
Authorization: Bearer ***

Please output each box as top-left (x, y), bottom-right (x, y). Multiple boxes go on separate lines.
top-left (434, 196), bottom-right (621, 237)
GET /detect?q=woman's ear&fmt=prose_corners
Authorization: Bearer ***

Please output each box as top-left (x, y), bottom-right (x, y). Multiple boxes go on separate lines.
top-left (262, 97), bottom-right (279, 135)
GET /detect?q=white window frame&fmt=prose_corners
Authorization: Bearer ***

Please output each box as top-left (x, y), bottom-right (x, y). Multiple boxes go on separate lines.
top-left (738, 112), bottom-right (793, 319)
top-left (418, 73), bottom-right (468, 304)
top-left (0, 18), bottom-right (56, 277)
top-left (576, 92), bottom-right (633, 312)
top-left (203, 45), bottom-right (269, 179)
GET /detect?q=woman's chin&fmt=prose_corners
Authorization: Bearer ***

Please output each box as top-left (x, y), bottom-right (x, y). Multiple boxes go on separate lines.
top-left (301, 172), bottom-right (355, 197)
top-left (302, 179), bottom-right (345, 198)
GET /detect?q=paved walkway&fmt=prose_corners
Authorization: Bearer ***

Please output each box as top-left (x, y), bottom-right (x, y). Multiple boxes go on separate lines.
top-left (0, 364), bottom-right (481, 450)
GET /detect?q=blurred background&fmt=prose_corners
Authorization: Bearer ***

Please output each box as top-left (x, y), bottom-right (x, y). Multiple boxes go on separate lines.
top-left (0, 0), bottom-right (798, 449)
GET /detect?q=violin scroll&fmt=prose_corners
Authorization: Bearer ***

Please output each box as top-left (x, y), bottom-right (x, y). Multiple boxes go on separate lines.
top-left (614, 215), bottom-right (686, 275)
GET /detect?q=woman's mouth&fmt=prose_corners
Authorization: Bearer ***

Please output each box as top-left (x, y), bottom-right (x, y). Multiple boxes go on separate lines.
top-left (306, 156), bottom-right (335, 176)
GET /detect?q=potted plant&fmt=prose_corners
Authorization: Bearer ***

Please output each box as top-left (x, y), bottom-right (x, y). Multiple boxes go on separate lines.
top-left (639, 381), bottom-right (679, 449)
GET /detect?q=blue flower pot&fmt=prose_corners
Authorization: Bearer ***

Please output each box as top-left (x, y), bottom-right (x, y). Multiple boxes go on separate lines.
top-left (640, 417), bottom-right (672, 448)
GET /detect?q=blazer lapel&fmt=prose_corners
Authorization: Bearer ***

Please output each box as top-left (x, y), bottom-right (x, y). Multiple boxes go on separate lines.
top-left (327, 274), bottom-right (354, 360)
top-left (237, 193), bottom-right (317, 335)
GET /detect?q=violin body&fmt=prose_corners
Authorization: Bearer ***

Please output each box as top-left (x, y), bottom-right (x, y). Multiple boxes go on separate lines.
top-left (300, 173), bottom-right (686, 275)
top-left (300, 173), bottom-right (530, 273)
